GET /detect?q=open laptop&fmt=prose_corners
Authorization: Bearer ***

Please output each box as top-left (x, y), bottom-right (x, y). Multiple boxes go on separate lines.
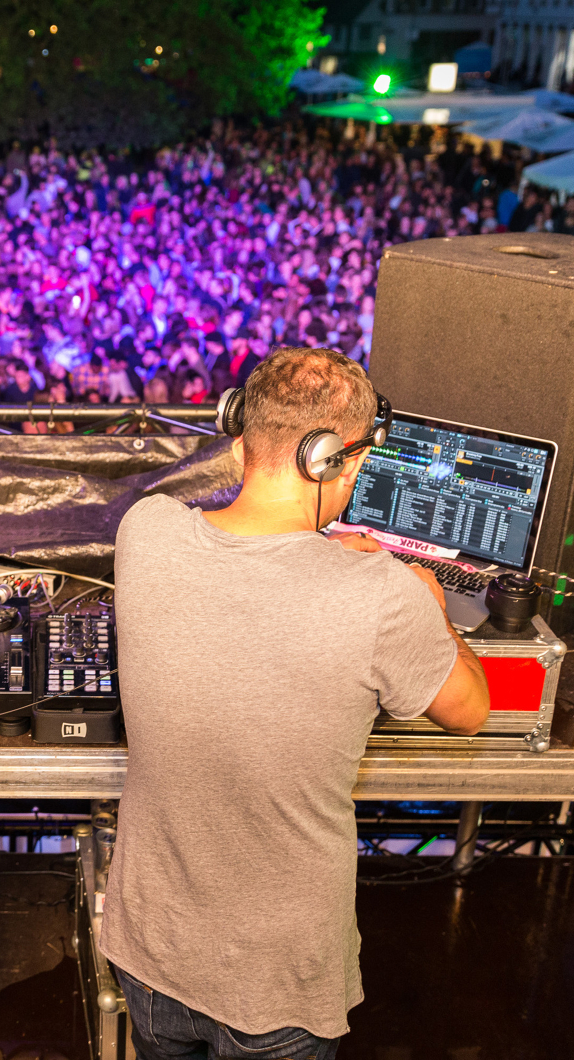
top-left (341, 411), bottom-right (557, 632)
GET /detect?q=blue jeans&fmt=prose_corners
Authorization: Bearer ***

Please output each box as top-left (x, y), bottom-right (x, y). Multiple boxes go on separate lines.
top-left (115, 967), bottom-right (341, 1060)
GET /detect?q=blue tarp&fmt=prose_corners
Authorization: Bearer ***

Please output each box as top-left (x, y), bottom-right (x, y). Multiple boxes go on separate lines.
top-left (455, 41), bottom-right (492, 75)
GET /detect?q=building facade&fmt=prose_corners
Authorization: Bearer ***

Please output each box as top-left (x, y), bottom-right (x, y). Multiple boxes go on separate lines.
top-left (322, 0), bottom-right (574, 89)
top-left (492, 3), bottom-right (574, 88)
top-left (323, 0), bottom-right (499, 78)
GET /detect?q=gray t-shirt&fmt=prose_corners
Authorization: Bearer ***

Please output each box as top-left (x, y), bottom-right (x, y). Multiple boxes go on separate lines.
top-left (100, 495), bottom-right (456, 1038)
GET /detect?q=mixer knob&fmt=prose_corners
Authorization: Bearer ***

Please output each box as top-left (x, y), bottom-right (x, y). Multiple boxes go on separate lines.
top-left (63, 614), bottom-right (73, 648)
top-left (51, 649), bottom-right (63, 663)
top-left (95, 649), bottom-right (107, 664)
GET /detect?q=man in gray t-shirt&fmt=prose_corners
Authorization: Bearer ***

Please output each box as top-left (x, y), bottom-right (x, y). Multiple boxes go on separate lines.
top-left (101, 348), bottom-right (488, 1059)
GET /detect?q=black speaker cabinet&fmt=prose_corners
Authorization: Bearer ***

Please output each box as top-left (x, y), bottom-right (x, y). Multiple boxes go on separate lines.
top-left (370, 233), bottom-right (574, 630)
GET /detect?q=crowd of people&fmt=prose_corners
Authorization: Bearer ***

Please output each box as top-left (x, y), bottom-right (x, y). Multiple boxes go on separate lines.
top-left (0, 118), bottom-right (566, 431)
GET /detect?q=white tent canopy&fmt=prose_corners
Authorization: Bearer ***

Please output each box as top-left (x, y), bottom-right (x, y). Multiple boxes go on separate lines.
top-left (522, 151), bottom-right (574, 194)
top-left (525, 89), bottom-right (574, 113)
top-left (465, 108), bottom-right (574, 150)
top-left (529, 124), bottom-right (574, 153)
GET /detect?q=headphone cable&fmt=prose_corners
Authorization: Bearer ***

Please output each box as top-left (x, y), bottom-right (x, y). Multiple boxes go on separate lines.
top-left (316, 467), bottom-right (329, 533)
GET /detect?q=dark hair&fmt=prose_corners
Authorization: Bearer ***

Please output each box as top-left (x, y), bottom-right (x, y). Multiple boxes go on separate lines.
top-left (243, 347), bottom-right (377, 474)
top-left (305, 319), bottom-right (328, 343)
top-left (90, 353), bottom-right (103, 369)
top-left (13, 359), bottom-right (28, 372)
top-left (181, 333), bottom-right (200, 350)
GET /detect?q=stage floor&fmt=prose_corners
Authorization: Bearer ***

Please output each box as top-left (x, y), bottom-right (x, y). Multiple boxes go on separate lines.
top-left (1, 854), bottom-right (573, 1060)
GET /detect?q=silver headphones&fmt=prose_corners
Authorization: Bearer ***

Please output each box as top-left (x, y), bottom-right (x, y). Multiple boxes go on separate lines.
top-left (216, 387), bottom-right (393, 481)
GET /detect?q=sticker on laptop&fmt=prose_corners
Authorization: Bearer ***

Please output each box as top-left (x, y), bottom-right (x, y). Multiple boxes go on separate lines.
top-left (329, 522), bottom-right (479, 572)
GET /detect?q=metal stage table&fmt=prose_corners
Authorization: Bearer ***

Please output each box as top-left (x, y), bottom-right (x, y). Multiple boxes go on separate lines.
top-left (2, 732), bottom-right (574, 801)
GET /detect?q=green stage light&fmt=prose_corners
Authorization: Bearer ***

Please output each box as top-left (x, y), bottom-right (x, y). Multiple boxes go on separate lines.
top-left (374, 74), bottom-right (391, 94)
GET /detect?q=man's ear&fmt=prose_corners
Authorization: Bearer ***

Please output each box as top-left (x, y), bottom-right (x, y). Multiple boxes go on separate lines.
top-left (231, 435), bottom-right (245, 467)
top-left (338, 446), bottom-right (370, 486)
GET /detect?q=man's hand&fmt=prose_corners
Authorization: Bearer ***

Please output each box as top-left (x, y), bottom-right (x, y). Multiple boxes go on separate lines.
top-left (326, 531), bottom-right (382, 553)
top-left (408, 563), bottom-right (447, 613)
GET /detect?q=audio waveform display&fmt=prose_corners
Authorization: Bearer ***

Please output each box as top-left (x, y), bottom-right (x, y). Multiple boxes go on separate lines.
top-left (372, 444), bottom-right (433, 467)
top-left (454, 459), bottom-right (533, 494)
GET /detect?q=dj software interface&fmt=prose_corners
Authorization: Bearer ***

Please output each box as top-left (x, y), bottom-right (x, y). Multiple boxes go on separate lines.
top-left (346, 418), bottom-right (550, 567)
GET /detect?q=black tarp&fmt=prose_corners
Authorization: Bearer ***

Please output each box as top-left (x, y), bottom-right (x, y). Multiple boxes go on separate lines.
top-left (0, 435), bottom-right (243, 577)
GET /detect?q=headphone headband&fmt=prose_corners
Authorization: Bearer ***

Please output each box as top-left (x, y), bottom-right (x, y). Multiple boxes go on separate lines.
top-left (216, 385), bottom-right (393, 482)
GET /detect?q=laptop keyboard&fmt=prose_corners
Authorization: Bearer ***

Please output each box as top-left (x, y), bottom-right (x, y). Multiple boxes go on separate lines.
top-left (389, 552), bottom-right (491, 596)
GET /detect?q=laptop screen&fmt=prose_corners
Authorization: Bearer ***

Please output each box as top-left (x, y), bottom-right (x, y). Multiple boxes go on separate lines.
top-left (344, 412), bottom-right (557, 570)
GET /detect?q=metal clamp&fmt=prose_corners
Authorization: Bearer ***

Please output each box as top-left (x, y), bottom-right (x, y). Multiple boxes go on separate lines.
top-left (524, 727), bottom-right (551, 753)
top-left (532, 615), bottom-right (567, 668)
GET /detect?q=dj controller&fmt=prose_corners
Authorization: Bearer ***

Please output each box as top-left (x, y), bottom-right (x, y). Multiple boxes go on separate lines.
top-left (0, 600), bottom-right (119, 744)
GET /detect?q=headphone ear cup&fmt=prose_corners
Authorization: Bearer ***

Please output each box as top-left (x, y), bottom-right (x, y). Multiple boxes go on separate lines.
top-left (373, 425), bottom-right (387, 447)
top-left (297, 429), bottom-right (345, 482)
top-left (297, 429), bottom-right (325, 481)
top-left (216, 388), bottom-right (245, 437)
top-left (376, 394), bottom-right (393, 442)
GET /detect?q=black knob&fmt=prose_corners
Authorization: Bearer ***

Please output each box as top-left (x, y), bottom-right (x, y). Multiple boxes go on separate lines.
top-left (95, 649), bottom-right (107, 664)
top-left (486, 573), bottom-right (542, 633)
top-left (0, 607), bottom-right (18, 632)
top-left (51, 649), bottom-right (63, 663)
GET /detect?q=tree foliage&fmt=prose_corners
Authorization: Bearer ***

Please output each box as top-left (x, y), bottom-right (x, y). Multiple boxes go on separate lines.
top-left (0, 0), bottom-right (327, 148)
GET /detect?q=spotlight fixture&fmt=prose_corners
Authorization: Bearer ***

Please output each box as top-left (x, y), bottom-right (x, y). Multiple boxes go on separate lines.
top-left (373, 74), bottom-right (391, 94)
top-left (428, 63), bottom-right (458, 93)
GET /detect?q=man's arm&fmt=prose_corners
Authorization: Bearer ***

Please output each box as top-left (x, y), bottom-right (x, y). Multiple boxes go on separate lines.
top-left (410, 566), bottom-right (490, 736)
top-left (329, 533), bottom-right (490, 734)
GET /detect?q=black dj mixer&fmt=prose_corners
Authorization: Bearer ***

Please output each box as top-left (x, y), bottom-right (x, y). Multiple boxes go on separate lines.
top-left (32, 613), bottom-right (120, 744)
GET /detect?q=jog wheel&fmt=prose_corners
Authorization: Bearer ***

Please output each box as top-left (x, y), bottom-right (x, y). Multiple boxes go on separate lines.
top-left (0, 606), bottom-right (20, 632)
top-left (0, 716), bottom-right (30, 737)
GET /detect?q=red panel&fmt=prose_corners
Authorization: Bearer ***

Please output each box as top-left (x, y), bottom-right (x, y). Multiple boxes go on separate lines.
top-left (479, 657), bottom-right (546, 712)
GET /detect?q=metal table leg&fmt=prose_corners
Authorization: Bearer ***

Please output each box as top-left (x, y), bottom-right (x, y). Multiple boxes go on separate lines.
top-left (453, 801), bottom-right (483, 874)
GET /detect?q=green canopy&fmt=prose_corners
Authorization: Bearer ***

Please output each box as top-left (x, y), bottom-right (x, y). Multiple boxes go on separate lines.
top-left (304, 99), bottom-right (393, 123)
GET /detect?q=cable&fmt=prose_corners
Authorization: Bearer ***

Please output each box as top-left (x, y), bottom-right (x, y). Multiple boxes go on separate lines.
top-left (30, 575), bottom-right (67, 609)
top-left (36, 573), bottom-right (55, 614)
top-left (0, 869), bottom-right (75, 878)
top-left (0, 890), bottom-right (73, 907)
top-left (0, 869), bottom-right (75, 908)
top-left (57, 586), bottom-right (108, 613)
top-left (0, 567), bottom-right (114, 589)
top-left (315, 467), bottom-right (329, 533)
top-left (356, 810), bottom-right (556, 886)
